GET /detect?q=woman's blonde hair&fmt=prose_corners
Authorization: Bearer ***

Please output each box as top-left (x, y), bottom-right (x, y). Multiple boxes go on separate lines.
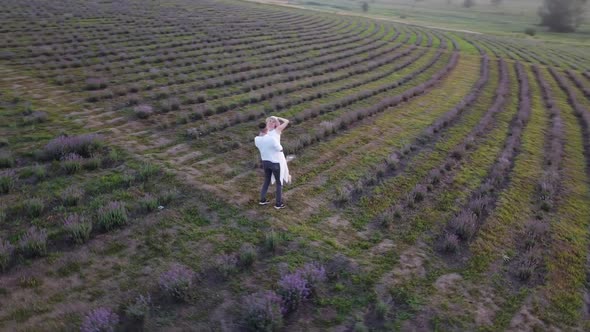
top-left (265, 116), bottom-right (278, 124)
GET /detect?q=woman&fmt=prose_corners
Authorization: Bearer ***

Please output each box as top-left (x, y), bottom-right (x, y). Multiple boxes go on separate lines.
top-left (266, 116), bottom-right (291, 185)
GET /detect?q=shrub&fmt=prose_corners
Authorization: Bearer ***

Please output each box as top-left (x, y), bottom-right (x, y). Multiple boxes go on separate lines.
top-left (97, 201), bottom-right (128, 231)
top-left (19, 227), bottom-right (48, 257)
top-left (242, 291), bottom-right (283, 332)
top-left (61, 186), bottom-right (84, 206)
top-left (375, 300), bottom-right (389, 319)
top-left (299, 262), bottom-right (327, 290)
top-left (215, 253), bottom-right (238, 278)
top-left (524, 27), bottom-right (536, 36)
top-left (239, 243), bottom-right (257, 268)
top-left (61, 153), bottom-right (83, 174)
top-left (523, 220), bottom-right (549, 249)
top-left (0, 153), bottom-right (15, 168)
top-left (428, 169), bottom-right (441, 185)
top-left (43, 134), bottom-right (102, 160)
top-left (467, 196), bottom-right (490, 218)
top-left (440, 232), bottom-right (460, 253)
top-left (448, 211), bottom-right (478, 241)
top-left (139, 194), bottom-right (159, 212)
top-left (83, 157), bottom-right (101, 170)
top-left (513, 251), bottom-right (540, 281)
top-left (23, 198), bottom-right (44, 218)
top-left (264, 230), bottom-right (285, 252)
top-left (159, 263), bottom-right (195, 301)
top-left (63, 214), bottom-right (92, 244)
top-left (0, 239), bottom-right (14, 271)
top-left (125, 294), bottom-right (152, 321)
top-left (334, 184), bottom-right (352, 205)
top-left (0, 170), bottom-right (16, 194)
top-left (136, 163), bottom-right (160, 181)
top-left (277, 272), bottom-right (310, 313)
top-left (23, 111), bottom-right (48, 125)
top-left (81, 307), bottom-right (119, 332)
top-left (158, 188), bottom-right (180, 205)
top-left (325, 254), bottom-right (354, 280)
top-left (134, 105), bottom-right (153, 119)
top-left (408, 184), bottom-right (427, 204)
top-left (21, 164), bottom-right (47, 181)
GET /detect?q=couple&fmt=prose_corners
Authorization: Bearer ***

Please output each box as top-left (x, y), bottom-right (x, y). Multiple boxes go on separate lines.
top-left (254, 116), bottom-right (291, 210)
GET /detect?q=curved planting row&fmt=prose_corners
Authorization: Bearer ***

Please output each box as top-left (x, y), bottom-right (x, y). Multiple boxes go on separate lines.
top-left (336, 55), bottom-right (492, 205)
top-left (502, 65), bottom-right (566, 284)
top-left (38, 19), bottom-right (362, 83)
top-left (29, 18), bottom-right (348, 73)
top-left (82, 22), bottom-right (386, 99)
top-left (372, 58), bottom-right (506, 227)
top-left (284, 51), bottom-right (460, 154)
top-left (181, 45), bottom-right (420, 136)
top-left (549, 68), bottom-right (590, 134)
top-left (437, 61), bottom-right (531, 253)
top-left (92, 20), bottom-right (368, 84)
top-left (565, 69), bottom-right (590, 99)
top-left (114, 23), bottom-right (393, 103)
top-left (8, 8), bottom-right (327, 60)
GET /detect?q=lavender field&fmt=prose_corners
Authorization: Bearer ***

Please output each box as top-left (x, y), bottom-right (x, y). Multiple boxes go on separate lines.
top-left (1, 0), bottom-right (590, 330)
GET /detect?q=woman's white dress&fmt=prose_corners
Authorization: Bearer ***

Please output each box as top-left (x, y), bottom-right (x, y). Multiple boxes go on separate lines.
top-left (268, 130), bottom-right (291, 185)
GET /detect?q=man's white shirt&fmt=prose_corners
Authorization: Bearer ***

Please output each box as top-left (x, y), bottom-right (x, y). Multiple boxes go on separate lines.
top-left (255, 131), bottom-right (283, 163)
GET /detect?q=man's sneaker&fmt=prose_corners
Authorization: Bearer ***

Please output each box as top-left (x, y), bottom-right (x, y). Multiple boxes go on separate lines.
top-left (259, 199), bottom-right (270, 205)
top-left (274, 203), bottom-right (286, 210)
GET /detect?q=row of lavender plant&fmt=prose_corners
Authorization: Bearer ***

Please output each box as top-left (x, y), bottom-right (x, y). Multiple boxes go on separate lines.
top-left (110, 23), bottom-right (393, 93)
top-left (122, 32), bottom-right (403, 109)
top-left (336, 54), bottom-right (492, 205)
top-left (182, 45), bottom-right (421, 136)
top-left (437, 61), bottom-right (531, 253)
top-left (84, 25), bottom-right (392, 102)
top-left (503, 65), bottom-right (566, 283)
top-left (33, 18), bottom-right (362, 80)
top-left (370, 58), bottom-right (508, 227)
top-left (83, 19), bottom-right (370, 85)
top-left (11, 5), bottom-right (339, 62)
top-left (22, 13), bottom-right (341, 60)
top-left (40, 19), bottom-right (357, 84)
top-left (565, 69), bottom-right (590, 99)
top-left (283, 51), bottom-right (459, 155)
top-left (548, 67), bottom-right (590, 140)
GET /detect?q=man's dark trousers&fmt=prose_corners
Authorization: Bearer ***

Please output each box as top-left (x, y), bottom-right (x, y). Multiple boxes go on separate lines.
top-left (260, 160), bottom-right (282, 206)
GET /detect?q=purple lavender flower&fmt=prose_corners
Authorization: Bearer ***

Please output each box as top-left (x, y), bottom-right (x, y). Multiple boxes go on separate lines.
top-left (277, 272), bottom-right (310, 313)
top-left (159, 263), bottom-right (195, 301)
top-left (44, 134), bottom-right (102, 159)
top-left (299, 262), bottom-right (327, 288)
top-left (80, 307), bottom-right (119, 332)
top-left (243, 291), bottom-right (283, 331)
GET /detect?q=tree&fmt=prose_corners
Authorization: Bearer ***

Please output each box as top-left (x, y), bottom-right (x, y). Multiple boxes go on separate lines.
top-left (361, 1), bottom-right (369, 12)
top-left (538, 0), bottom-right (588, 32)
top-left (463, 0), bottom-right (475, 8)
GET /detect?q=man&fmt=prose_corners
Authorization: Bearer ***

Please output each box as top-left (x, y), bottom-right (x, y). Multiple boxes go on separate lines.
top-left (255, 122), bottom-right (285, 210)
